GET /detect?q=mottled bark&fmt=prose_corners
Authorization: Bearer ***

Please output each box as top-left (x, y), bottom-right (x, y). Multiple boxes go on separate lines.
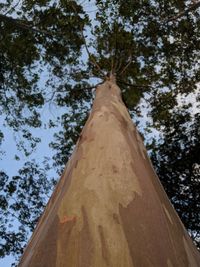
top-left (18, 77), bottom-right (200, 267)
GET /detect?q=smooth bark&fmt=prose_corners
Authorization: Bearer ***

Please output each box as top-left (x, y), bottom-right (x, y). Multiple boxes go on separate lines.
top-left (19, 77), bottom-right (200, 267)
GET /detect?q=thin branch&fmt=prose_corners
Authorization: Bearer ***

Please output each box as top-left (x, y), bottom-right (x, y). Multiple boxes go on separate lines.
top-left (46, 91), bottom-right (57, 103)
top-left (81, 31), bottom-right (105, 76)
top-left (110, 21), bottom-right (118, 73)
top-left (70, 4), bottom-right (105, 77)
top-left (167, 2), bottom-right (200, 21)
top-left (115, 57), bottom-right (123, 74)
top-left (4, 0), bottom-right (21, 16)
top-left (5, 208), bottom-right (32, 226)
top-left (111, 56), bottom-right (114, 72)
top-left (79, 0), bottom-right (87, 6)
top-left (46, 82), bottom-right (104, 103)
top-left (113, 22), bottom-right (119, 73)
top-left (119, 57), bottom-right (132, 76)
top-left (113, 55), bottom-right (118, 74)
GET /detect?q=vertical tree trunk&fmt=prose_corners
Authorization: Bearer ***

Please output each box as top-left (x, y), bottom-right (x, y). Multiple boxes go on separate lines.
top-left (19, 76), bottom-right (200, 267)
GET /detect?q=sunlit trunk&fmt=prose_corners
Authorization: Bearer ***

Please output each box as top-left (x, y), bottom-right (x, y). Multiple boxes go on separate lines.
top-left (19, 75), bottom-right (200, 267)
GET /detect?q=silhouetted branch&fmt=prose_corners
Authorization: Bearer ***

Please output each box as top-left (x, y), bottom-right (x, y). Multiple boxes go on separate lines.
top-left (46, 81), bottom-right (104, 102)
top-left (167, 2), bottom-right (200, 21)
top-left (115, 57), bottom-right (123, 74)
top-left (119, 58), bottom-right (132, 75)
top-left (81, 31), bottom-right (105, 76)
top-left (0, 14), bottom-right (52, 36)
top-left (4, 0), bottom-right (21, 15)
top-left (71, 4), bottom-right (105, 77)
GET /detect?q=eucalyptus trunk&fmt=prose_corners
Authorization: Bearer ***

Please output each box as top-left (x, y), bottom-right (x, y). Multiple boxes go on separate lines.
top-left (19, 76), bottom-right (200, 267)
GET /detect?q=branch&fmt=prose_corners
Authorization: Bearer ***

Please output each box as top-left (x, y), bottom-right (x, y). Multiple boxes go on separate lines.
top-left (119, 57), bottom-right (132, 76)
top-left (110, 21), bottom-right (119, 73)
top-left (4, 0), bottom-right (21, 16)
top-left (115, 57), bottom-right (123, 74)
top-left (0, 14), bottom-right (52, 36)
top-left (167, 2), bottom-right (200, 21)
top-left (46, 81), bottom-right (104, 103)
top-left (81, 31), bottom-right (105, 76)
top-left (70, 4), bottom-right (105, 77)
top-left (112, 22), bottom-right (119, 73)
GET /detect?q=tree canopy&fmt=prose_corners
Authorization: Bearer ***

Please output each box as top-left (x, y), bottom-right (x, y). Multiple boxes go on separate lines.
top-left (0, 0), bottom-right (199, 264)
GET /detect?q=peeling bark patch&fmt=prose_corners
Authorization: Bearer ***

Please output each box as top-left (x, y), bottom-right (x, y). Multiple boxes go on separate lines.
top-left (98, 225), bottom-right (110, 266)
top-left (60, 215), bottom-right (76, 224)
top-left (79, 206), bottom-right (94, 267)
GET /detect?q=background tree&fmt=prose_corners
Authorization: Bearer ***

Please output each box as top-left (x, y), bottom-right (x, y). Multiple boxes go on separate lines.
top-left (151, 107), bottom-right (200, 248)
top-left (0, 0), bottom-right (199, 264)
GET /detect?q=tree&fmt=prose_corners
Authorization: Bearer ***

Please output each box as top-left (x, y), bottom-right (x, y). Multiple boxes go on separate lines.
top-left (19, 75), bottom-right (200, 266)
top-left (151, 107), bottom-right (200, 248)
top-left (0, 164), bottom-right (55, 257)
top-left (0, 0), bottom-right (199, 263)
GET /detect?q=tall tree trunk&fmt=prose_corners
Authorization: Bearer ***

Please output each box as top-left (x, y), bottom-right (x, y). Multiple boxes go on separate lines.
top-left (19, 76), bottom-right (200, 267)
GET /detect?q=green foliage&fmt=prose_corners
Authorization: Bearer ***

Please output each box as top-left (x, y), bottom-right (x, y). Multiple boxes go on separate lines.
top-left (0, 0), bottom-right (87, 133)
top-left (150, 110), bottom-right (200, 248)
top-left (0, 162), bottom-right (56, 259)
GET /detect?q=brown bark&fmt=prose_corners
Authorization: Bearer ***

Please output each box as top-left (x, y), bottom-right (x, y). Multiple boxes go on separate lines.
top-left (18, 77), bottom-right (200, 267)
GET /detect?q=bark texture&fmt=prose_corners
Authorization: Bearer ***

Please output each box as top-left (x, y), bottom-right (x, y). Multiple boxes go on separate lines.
top-left (19, 78), bottom-right (200, 267)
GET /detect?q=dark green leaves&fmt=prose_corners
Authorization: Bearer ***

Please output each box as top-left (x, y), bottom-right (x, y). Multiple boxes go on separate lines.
top-left (0, 161), bottom-right (56, 259)
top-left (150, 110), bottom-right (200, 248)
